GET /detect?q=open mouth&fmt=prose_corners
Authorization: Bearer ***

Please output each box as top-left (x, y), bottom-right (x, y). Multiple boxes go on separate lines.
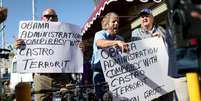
top-left (113, 27), bottom-right (118, 30)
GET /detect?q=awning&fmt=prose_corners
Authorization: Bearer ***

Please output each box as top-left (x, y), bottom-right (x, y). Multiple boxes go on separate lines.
top-left (81, 0), bottom-right (116, 34)
top-left (81, 0), bottom-right (162, 39)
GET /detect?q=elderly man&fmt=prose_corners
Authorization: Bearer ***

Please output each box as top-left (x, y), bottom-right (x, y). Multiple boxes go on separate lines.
top-left (91, 12), bottom-right (128, 101)
top-left (131, 8), bottom-right (163, 41)
top-left (132, 8), bottom-right (189, 101)
top-left (15, 8), bottom-right (73, 101)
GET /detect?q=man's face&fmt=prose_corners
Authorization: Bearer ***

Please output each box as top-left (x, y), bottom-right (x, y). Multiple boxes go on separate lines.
top-left (107, 16), bottom-right (119, 35)
top-left (140, 14), bottom-right (154, 28)
top-left (42, 9), bottom-right (58, 22)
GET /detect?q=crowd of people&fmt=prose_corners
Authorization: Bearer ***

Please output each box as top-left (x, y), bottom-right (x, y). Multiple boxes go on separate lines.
top-left (1, 1), bottom-right (201, 101)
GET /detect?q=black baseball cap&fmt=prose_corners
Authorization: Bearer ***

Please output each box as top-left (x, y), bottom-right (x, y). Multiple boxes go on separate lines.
top-left (139, 8), bottom-right (153, 16)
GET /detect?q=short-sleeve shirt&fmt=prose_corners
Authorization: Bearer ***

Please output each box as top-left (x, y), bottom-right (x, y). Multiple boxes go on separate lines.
top-left (91, 30), bottom-right (123, 65)
top-left (131, 25), bottom-right (165, 41)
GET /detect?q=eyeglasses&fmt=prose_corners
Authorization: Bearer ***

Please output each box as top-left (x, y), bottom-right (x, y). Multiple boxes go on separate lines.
top-left (43, 14), bottom-right (57, 18)
top-left (140, 14), bottom-right (151, 18)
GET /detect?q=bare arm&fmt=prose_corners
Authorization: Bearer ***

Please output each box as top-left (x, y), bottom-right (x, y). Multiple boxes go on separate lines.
top-left (96, 39), bottom-right (128, 52)
top-left (96, 39), bottom-right (118, 48)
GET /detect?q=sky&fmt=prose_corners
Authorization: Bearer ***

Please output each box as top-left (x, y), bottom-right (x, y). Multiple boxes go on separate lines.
top-left (1, 0), bottom-right (95, 48)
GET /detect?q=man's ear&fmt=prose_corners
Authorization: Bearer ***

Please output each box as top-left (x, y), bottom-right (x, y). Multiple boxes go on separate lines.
top-left (105, 23), bottom-right (109, 29)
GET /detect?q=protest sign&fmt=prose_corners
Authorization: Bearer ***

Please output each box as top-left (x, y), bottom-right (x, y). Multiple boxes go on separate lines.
top-left (17, 21), bottom-right (83, 73)
top-left (99, 37), bottom-right (174, 101)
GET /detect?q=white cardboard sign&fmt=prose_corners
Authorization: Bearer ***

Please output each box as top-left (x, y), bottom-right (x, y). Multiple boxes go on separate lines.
top-left (99, 37), bottom-right (174, 101)
top-left (17, 21), bottom-right (83, 73)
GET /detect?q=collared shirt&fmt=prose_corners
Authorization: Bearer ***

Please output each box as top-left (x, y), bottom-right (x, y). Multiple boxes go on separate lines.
top-left (91, 30), bottom-right (123, 65)
top-left (131, 25), bottom-right (165, 41)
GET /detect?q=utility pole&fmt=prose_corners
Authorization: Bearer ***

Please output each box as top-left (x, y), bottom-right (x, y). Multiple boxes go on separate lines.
top-left (0, 0), bottom-right (5, 49)
top-left (0, 0), bottom-right (4, 100)
top-left (0, 0), bottom-right (4, 99)
top-left (32, 0), bottom-right (35, 21)
top-left (0, 0), bottom-right (2, 99)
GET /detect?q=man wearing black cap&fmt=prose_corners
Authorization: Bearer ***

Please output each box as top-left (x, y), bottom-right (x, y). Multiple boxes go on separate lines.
top-left (131, 8), bottom-right (176, 101)
top-left (131, 8), bottom-right (164, 41)
top-left (131, 8), bottom-right (190, 101)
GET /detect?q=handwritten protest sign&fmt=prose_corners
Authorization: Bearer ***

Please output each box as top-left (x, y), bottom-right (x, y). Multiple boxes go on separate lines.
top-left (17, 21), bottom-right (83, 73)
top-left (99, 37), bottom-right (174, 101)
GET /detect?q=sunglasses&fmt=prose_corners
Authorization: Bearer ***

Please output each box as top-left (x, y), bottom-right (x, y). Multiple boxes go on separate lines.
top-left (43, 14), bottom-right (57, 18)
top-left (140, 14), bottom-right (151, 18)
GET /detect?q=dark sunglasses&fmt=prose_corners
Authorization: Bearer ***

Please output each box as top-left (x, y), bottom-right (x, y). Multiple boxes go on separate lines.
top-left (43, 14), bottom-right (57, 18)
